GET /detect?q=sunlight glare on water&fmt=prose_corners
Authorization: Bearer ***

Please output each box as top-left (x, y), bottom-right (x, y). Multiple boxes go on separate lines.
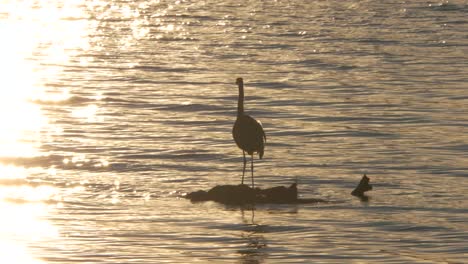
top-left (0, 0), bottom-right (89, 157)
top-left (0, 166), bottom-right (59, 264)
top-left (0, 201), bottom-right (58, 264)
top-left (0, 1), bottom-right (90, 263)
top-left (0, 19), bottom-right (44, 157)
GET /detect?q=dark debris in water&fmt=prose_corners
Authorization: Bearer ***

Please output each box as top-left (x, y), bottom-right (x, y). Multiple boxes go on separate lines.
top-left (351, 174), bottom-right (373, 201)
top-left (185, 183), bottom-right (326, 205)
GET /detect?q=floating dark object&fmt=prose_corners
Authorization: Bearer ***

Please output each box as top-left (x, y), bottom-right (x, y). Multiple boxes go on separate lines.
top-left (351, 174), bottom-right (373, 200)
top-left (185, 183), bottom-right (326, 205)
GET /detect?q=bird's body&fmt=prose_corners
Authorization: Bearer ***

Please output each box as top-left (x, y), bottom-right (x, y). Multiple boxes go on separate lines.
top-left (232, 78), bottom-right (266, 188)
top-left (233, 114), bottom-right (265, 158)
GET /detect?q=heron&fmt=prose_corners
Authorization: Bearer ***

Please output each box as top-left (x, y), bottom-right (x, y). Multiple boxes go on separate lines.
top-left (232, 77), bottom-right (266, 188)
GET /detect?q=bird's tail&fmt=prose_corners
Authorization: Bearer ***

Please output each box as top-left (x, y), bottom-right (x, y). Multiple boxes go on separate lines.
top-left (258, 144), bottom-right (264, 159)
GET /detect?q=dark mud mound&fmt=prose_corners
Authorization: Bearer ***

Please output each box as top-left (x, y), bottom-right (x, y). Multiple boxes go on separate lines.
top-left (185, 183), bottom-right (326, 205)
top-left (185, 175), bottom-right (373, 205)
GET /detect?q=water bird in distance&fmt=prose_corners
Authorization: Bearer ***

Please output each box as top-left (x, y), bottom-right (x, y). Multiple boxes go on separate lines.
top-left (232, 78), bottom-right (266, 188)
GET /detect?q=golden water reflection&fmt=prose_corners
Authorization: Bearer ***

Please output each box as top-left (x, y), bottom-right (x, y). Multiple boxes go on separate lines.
top-left (1, 0), bottom-right (94, 262)
top-left (0, 241), bottom-right (46, 264)
top-left (0, 0), bottom-right (91, 155)
top-left (0, 191), bottom-right (59, 264)
top-left (0, 15), bottom-right (45, 157)
top-left (0, 164), bottom-right (60, 262)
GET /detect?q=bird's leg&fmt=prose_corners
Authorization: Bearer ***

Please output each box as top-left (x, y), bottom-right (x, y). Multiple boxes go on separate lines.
top-left (251, 154), bottom-right (254, 189)
top-left (241, 151), bottom-right (246, 185)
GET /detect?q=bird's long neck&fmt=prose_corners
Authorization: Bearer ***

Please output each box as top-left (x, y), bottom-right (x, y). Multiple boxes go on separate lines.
top-left (237, 82), bottom-right (244, 116)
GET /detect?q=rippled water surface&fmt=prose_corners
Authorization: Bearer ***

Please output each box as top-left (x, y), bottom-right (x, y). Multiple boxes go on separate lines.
top-left (1, 0), bottom-right (468, 263)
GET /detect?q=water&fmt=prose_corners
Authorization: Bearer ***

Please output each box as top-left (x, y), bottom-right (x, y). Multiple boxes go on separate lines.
top-left (1, 0), bottom-right (467, 263)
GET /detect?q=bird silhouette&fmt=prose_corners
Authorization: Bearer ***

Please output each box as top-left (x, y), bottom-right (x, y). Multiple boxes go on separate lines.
top-left (232, 78), bottom-right (266, 188)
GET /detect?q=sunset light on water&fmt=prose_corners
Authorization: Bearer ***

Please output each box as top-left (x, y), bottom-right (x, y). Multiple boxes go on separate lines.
top-left (1, 0), bottom-right (467, 263)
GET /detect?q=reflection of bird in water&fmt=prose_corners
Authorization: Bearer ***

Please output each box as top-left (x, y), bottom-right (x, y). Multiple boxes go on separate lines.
top-left (232, 78), bottom-right (266, 188)
top-left (239, 207), bottom-right (267, 262)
